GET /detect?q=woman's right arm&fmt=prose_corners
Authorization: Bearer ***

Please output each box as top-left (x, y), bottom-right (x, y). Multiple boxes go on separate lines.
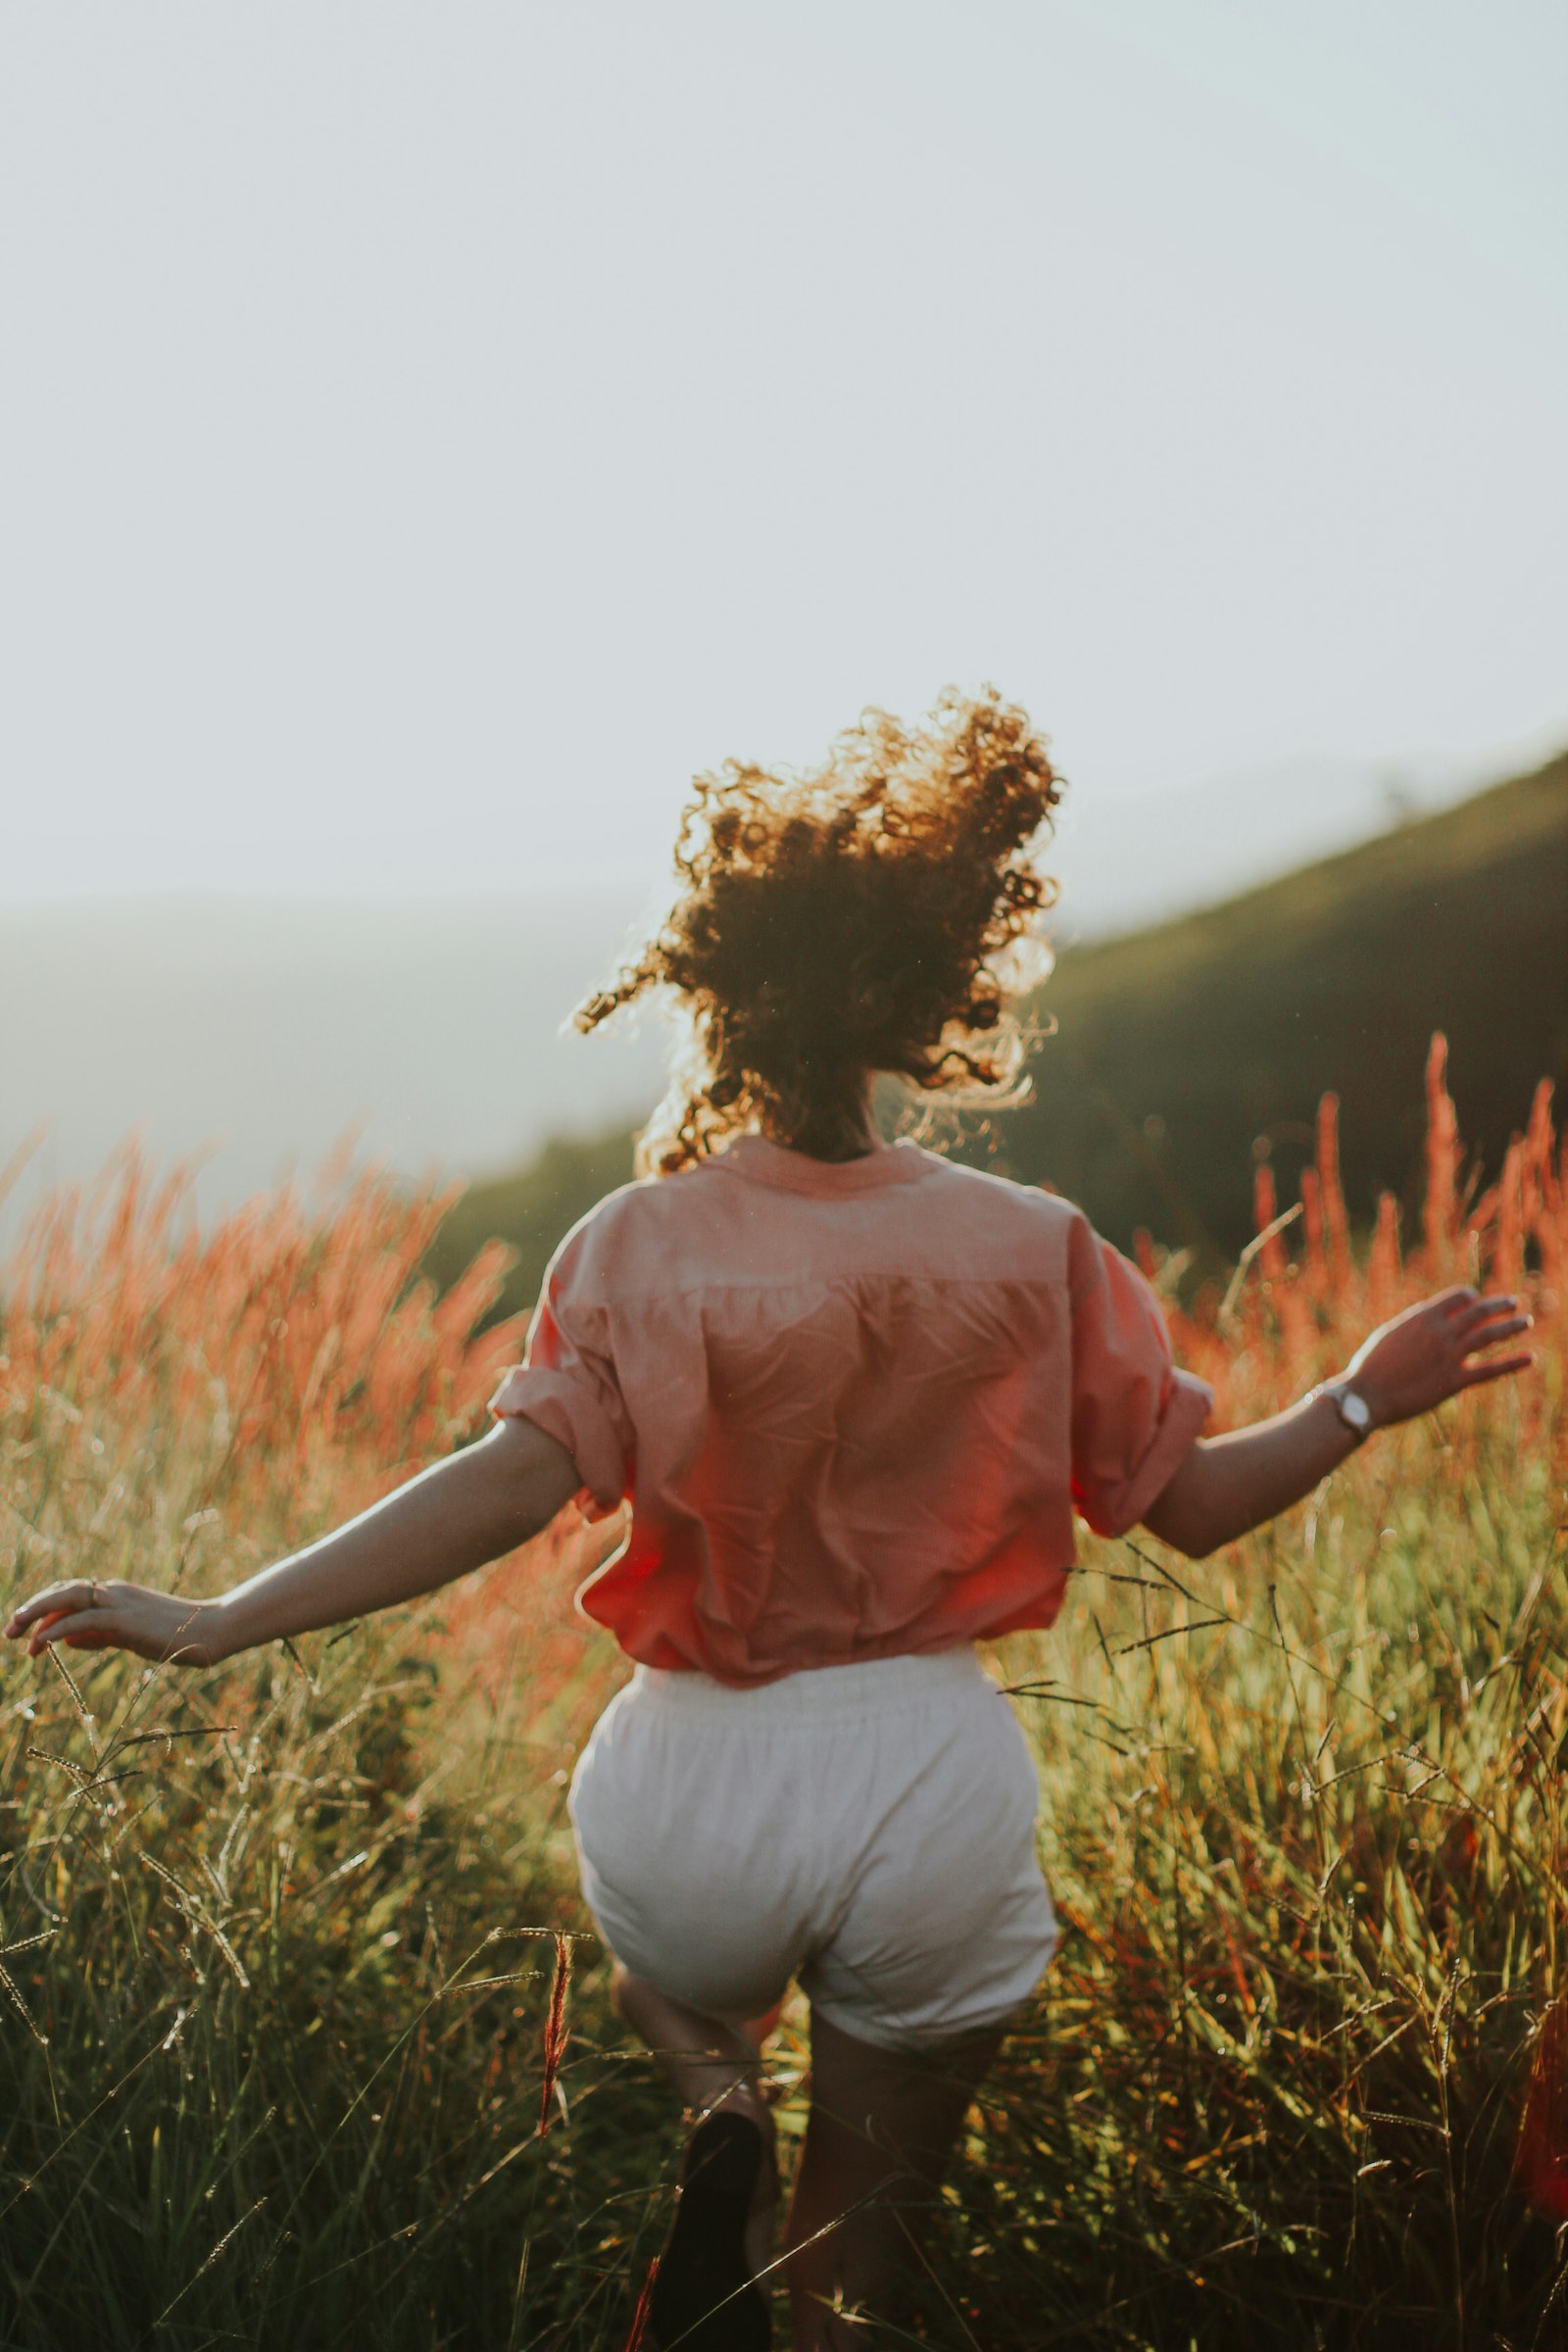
top-left (1139, 1285), bottom-right (1534, 1560)
top-left (2, 1415), bottom-right (586, 1666)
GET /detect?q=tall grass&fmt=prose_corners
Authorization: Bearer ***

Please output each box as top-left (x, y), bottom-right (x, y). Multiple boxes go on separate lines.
top-left (0, 1035), bottom-right (1563, 2348)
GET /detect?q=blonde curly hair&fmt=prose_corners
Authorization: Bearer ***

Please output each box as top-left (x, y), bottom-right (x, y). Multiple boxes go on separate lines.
top-left (572, 684), bottom-right (1064, 1177)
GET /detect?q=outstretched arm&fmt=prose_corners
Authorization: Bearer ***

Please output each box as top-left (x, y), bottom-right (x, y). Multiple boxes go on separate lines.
top-left (3, 1416), bottom-right (586, 1667)
top-left (1140, 1286), bottom-right (1534, 1560)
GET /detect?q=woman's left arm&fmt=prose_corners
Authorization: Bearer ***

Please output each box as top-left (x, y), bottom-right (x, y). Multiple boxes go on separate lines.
top-left (3, 1418), bottom-right (586, 1667)
top-left (1140, 1286), bottom-right (1533, 1559)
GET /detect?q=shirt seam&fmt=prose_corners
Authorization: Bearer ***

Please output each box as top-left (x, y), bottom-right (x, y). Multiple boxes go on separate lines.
top-left (564, 1271), bottom-right (1070, 1304)
top-left (702, 1147), bottom-right (934, 1190)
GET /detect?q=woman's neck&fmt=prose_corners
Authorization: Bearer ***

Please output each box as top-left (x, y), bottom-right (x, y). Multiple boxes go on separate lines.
top-left (760, 1115), bottom-right (879, 1163)
top-left (755, 1077), bottom-right (880, 1163)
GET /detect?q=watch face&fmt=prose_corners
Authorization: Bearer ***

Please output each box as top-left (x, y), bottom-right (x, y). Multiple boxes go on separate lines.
top-left (1341, 1388), bottom-right (1372, 1433)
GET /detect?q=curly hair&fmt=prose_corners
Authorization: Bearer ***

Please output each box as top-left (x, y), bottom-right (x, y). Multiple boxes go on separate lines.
top-left (571, 684), bottom-right (1064, 1178)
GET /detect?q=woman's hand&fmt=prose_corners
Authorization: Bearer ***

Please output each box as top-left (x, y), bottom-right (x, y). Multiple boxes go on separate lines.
top-left (1142, 1281), bottom-right (1536, 1559)
top-left (3, 1421), bottom-right (582, 1673)
top-left (3, 1579), bottom-right (227, 1667)
top-left (1344, 1286), bottom-right (1535, 1430)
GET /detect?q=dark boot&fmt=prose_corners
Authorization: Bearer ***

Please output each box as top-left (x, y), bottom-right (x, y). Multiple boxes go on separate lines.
top-left (647, 2110), bottom-right (772, 2350)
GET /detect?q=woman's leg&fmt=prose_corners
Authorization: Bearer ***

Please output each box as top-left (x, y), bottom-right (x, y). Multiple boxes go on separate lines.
top-left (780, 2006), bottom-right (1009, 2350)
top-left (611, 1962), bottom-right (781, 2277)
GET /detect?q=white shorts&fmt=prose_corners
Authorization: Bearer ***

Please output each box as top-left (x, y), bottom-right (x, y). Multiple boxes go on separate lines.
top-left (568, 1644), bottom-right (1057, 2054)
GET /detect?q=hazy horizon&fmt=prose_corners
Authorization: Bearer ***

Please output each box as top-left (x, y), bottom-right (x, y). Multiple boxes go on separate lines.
top-left (4, 745), bottom-right (1551, 1266)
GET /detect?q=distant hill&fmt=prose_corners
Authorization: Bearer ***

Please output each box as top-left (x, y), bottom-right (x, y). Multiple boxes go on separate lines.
top-left (990, 744), bottom-right (1567, 1263)
top-left (421, 748), bottom-right (1567, 1329)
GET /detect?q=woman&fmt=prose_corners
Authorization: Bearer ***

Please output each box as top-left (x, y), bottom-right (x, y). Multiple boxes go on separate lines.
top-left (4, 687), bottom-right (1534, 2350)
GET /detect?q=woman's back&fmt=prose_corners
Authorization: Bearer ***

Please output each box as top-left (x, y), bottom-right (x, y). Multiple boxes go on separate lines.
top-left (489, 1125), bottom-right (1213, 1686)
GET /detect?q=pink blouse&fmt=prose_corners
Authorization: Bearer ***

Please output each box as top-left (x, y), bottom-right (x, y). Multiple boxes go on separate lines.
top-left (488, 1128), bottom-right (1212, 1689)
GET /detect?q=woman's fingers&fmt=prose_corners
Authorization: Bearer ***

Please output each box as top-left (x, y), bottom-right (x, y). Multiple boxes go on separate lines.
top-left (19, 1607), bottom-right (78, 1650)
top-left (24, 1606), bottom-right (106, 1655)
top-left (10, 1608), bottom-right (71, 1646)
top-left (1458, 1312), bottom-right (1533, 1359)
top-left (5, 1580), bottom-right (99, 1635)
top-left (1453, 1294), bottom-right (1524, 1330)
top-left (24, 1604), bottom-right (155, 1660)
top-left (1456, 1351), bottom-right (1535, 1389)
top-left (1446, 1299), bottom-right (1533, 1394)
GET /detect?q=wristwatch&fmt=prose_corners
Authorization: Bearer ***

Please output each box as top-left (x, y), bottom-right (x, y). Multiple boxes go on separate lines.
top-left (1316, 1375), bottom-right (1373, 1443)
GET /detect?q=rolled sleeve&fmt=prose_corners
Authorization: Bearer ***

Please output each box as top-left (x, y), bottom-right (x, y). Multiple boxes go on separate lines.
top-left (488, 1236), bottom-right (631, 1523)
top-left (1067, 1218), bottom-right (1213, 1540)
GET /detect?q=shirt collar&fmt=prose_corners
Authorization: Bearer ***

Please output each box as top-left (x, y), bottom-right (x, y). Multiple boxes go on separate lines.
top-left (706, 1130), bottom-right (931, 1197)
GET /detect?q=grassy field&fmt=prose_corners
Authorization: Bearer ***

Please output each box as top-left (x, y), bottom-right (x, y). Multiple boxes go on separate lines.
top-left (0, 1041), bottom-right (1565, 2348)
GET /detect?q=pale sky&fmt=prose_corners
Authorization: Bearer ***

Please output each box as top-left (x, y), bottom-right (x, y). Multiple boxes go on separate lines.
top-left (2, 0), bottom-right (1565, 906)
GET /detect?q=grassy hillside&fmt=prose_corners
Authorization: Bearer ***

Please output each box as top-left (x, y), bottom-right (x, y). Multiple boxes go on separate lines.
top-left (421, 746), bottom-right (1567, 1324)
top-left (988, 743), bottom-right (1567, 1263)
